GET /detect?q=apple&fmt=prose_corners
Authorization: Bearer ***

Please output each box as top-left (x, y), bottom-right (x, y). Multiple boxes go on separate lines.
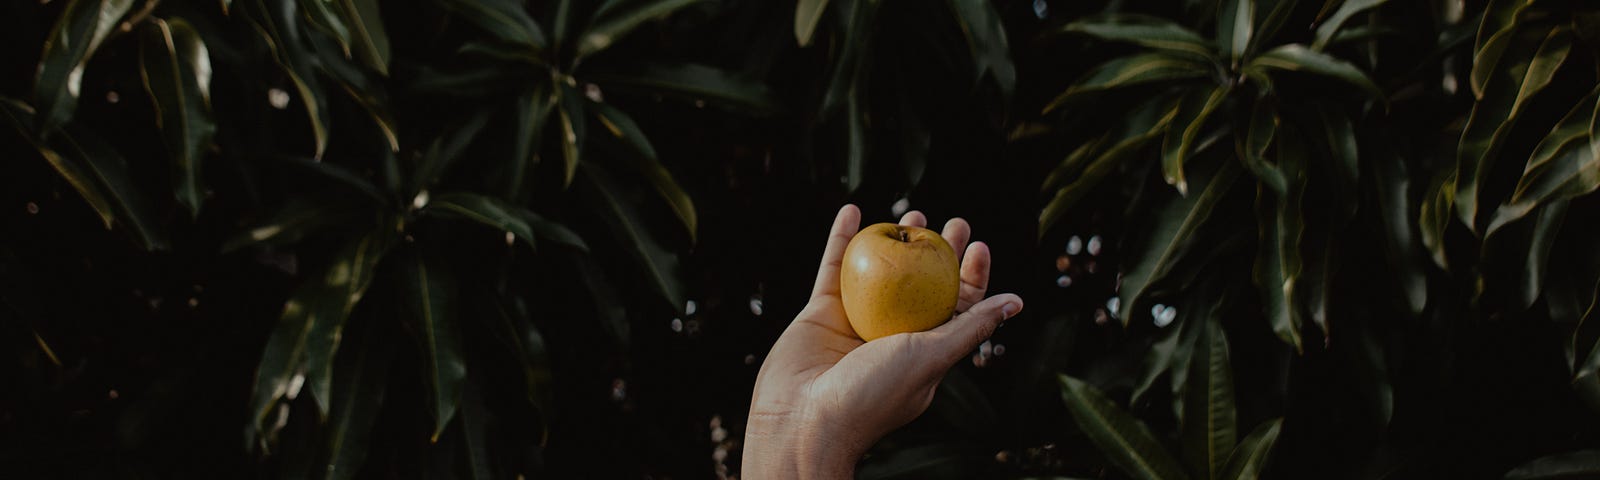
top-left (840, 223), bottom-right (961, 341)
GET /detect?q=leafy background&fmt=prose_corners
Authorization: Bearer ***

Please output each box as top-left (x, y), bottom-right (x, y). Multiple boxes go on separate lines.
top-left (3, 0), bottom-right (1600, 478)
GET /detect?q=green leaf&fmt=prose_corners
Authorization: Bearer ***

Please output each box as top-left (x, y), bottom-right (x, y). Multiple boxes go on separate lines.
top-left (1312, 0), bottom-right (1388, 51)
top-left (1043, 53), bottom-right (1210, 114)
top-left (845, 82), bottom-right (866, 192)
top-left (1504, 450), bottom-right (1600, 479)
top-left (1418, 169), bottom-right (1455, 269)
top-left (1374, 155), bottom-right (1426, 315)
top-left (460, 382), bottom-right (495, 480)
top-left (139, 18), bottom-right (216, 219)
top-left (1057, 375), bottom-right (1190, 480)
top-left (247, 0), bottom-right (331, 159)
top-left (249, 222), bottom-right (396, 433)
top-left (1245, 45), bottom-right (1383, 100)
top-left (413, 108), bottom-right (493, 196)
top-left (221, 197), bottom-right (365, 252)
top-left (1487, 86), bottom-right (1600, 234)
top-left (946, 0), bottom-right (1016, 98)
top-left (1059, 14), bottom-right (1215, 60)
top-left (505, 85), bottom-right (556, 199)
top-left (1182, 315), bottom-right (1236, 480)
top-left (557, 81), bottom-right (586, 188)
top-left (795, 0), bottom-right (829, 46)
top-left (1162, 86), bottom-right (1230, 195)
top-left (1, 100), bottom-right (117, 231)
top-left (324, 317), bottom-right (395, 480)
top-left (1254, 128), bottom-right (1308, 353)
top-left (437, 0), bottom-right (546, 49)
top-left (330, 0), bottom-right (389, 75)
top-left (1310, 103), bottom-right (1360, 221)
top-left (494, 297), bottom-right (555, 414)
top-left (34, 0), bottom-right (137, 133)
top-left (298, 0), bottom-right (354, 59)
top-left (1217, 0), bottom-right (1253, 66)
top-left (1573, 287), bottom-right (1600, 413)
top-left (590, 63), bottom-right (780, 115)
top-left (578, 164), bottom-right (685, 312)
top-left (577, 0), bottom-right (705, 59)
top-left (1455, 25), bottom-right (1572, 231)
top-left (1119, 162), bottom-right (1241, 326)
top-left (590, 102), bottom-right (698, 242)
top-left (1250, 0), bottom-right (1298, 56)
top-left (819, 0), bottom-right (877, 117)
top-left (1218, 418), bottom-right (1284, 480)
top-left (1236, 100), bottom-right (1286, 195)
top-left (1470, 0), bottom-right (1535, 99)
top-left (52, 124), bottom-right (170, 251)
top-left (1131, 298), bottom-right (1202, 414)
top-left (1041, 135), bottom-right (1109, 195)
top-left (402, 250), bottom-right (467, 442)
top-left (281, 156), bottom-right (389, 207)
top-left (1040, 98), bottom-right (1182, 237)
top-left (421, 192), bottom-right (588, 252)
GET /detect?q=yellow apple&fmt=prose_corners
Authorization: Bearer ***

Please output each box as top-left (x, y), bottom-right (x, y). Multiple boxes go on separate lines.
top-left (840, 223), bottom-right (961, 341)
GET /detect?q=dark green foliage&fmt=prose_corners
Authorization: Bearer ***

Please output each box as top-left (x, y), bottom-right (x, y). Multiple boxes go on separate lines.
top-left (5, 0), bottom-right (1600, 478)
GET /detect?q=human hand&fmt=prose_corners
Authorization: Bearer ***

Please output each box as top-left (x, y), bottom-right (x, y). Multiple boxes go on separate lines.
top-left (742, 204), bottom-right (1024, 478)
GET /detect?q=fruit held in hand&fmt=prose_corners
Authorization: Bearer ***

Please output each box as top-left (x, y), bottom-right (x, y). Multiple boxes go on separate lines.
top-left (840, 223), bottom-right (960, 341)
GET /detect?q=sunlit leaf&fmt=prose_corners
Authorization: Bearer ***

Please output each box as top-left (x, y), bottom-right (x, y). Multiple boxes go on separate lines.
top-left (338, 0), bottom-right (391, 75)
top-left (402, 250), bottom-right (468, 442)
top-left (795, 0), bottom-right (829, 46)
top-left (34, 0), bottom-right (136, 133)
top-left (139, 18), bottom-right (216, 219)
top-left (1455, 25), bottom-right (1572, 231)
top-left (1059, 14), bottom-right (1215, 60)
top-left (1044, 53), bottom-right (1210, 114)
top-left (1470, 0), bottom-right (1535, 99)
top-left (1219, 418), bottom-right (1284, 480)
top-left (249, 221), bottom-right (396, 433)
top-left (578, 0), bottom-right (706, 59)
top-left (1058, 375), bottom-right (1190, 480)
top-left (1418, 169), bottom-right (1454, 269)
top-left (1312, 0), bottom-right (1389, 51)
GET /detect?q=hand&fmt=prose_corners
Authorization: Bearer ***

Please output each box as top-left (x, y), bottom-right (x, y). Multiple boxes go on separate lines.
top-left (742, 204), bottom-right (1024, 478)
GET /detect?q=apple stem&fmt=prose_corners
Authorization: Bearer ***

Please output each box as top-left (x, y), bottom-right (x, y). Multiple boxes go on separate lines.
top-left (899, 230), bottom-right (909, 242)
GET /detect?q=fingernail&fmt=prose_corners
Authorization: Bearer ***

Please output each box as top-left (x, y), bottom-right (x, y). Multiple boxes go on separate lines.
top-left (1001, 303), bottom-right (1017, 319)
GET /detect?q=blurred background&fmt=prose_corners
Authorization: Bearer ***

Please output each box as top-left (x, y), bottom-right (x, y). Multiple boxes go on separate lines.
top-left (3, 0), bottom-right (1600, 478)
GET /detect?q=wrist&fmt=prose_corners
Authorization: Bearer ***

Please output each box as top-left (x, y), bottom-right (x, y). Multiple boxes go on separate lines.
top-left (744, 411), bottom-right (859, 479)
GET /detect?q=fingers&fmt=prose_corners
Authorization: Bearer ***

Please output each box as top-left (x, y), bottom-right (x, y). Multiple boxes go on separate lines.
top-left (913, 294), bottom-right (1023, 379)
top-left (811, 204), bottom-right (862, 300)
top-left (898, 210), bottom-right (927, 228)
top-left (941, 218), bottom-right (971, 263)
top-left (956, 242), bottom-right (992, 312)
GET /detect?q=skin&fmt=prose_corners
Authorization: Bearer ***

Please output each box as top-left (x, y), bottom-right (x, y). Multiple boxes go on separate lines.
top-left (744, 204), bottom-right (1024, 478)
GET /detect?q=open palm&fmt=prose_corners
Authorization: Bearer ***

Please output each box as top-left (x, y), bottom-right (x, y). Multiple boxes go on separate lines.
top-left (744, 204), bottom-right (1023, 477)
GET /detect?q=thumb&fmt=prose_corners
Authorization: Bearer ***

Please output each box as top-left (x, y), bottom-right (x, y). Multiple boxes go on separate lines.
top-left (916, 293), bottom-right (1023, 371)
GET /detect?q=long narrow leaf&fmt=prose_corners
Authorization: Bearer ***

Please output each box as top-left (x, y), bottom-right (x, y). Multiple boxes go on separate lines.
top-left (590, 102), bottom-right (697, 242)
top-left (1044, 53), bottom-right (1210, 114)
top-left (1040, 97), bottom-right (1183, 237)
top-left (437, 0), bottom-right (546, 49)
top-left (1217, 0), bottom-right (1253, 66)
top-left (1245, 45), bottom-right (1383, 100)
top-left (139, 18), bottom-right (216, 219)
top-left (1311, 0), bottom-right (1388, 51)
top-left (0, 100), bottom-right (117, 231)
top-left (53, 124), bottom-right (170, 251)
top-left (249, 222), bottom-right (396, 432)
top-left (337, 0), bottom-right (391, 75)
top-left (1060, 14), bottom-right (1215, 60)
top-left (589, 63), bottom-right (780, 115)
top-left (1487, 86), bottom-right (1600, 234)
top-left (578, 165), bottom-right (685, 312)
top-left (557, 81), bottom-right (586, 188)
top-left (1162, 86), bottom-right (1230, 195)
top-left (1455, 25), bottom-right (1572, 231)
top-left (403, 251), bottom-right (468, 442)
top-left (1119, 162), bottom-right (1241, 326)
top-left (422, 192), bottom-right (588, 252)
top-left (946, 0), bottom-right (1016, 97)
top-left (795, 0), bottom-right (829, 46)
top-left (577, 0), bottom-right (705, 59)
top-left (1504, 450), bottom-right (1600, 479)
top-left (1058, 375), bottom-right (1190, 480)
top-left (1219, 418), bottom-right (1284, 480)
top-left (324, 317), bottom-right (395, 480)
top-left (34, 0), bottom-right (137, 133)
top-left (1182, 315), bottom-right (1236, 480)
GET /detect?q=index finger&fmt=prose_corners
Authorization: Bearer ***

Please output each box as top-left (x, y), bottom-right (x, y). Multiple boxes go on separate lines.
top-left (811, 204), bottom-right (862, 300)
